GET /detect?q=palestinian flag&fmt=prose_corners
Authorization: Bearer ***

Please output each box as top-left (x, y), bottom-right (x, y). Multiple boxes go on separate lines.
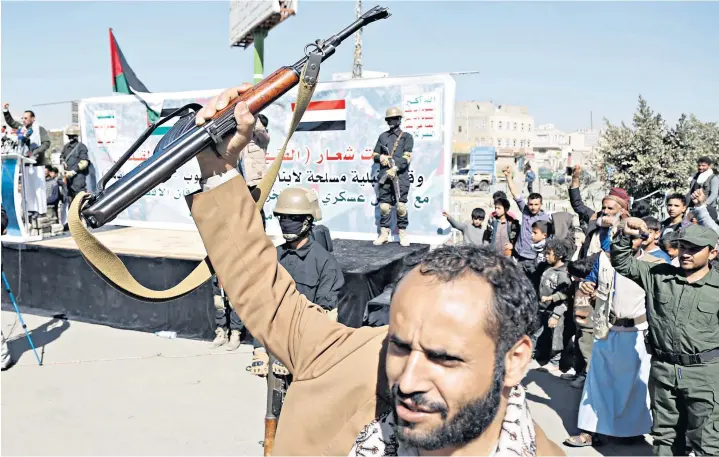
top-left (151, 107), bottom-right (183, 136)
top-left (109, 28), bottom-right (160, 124)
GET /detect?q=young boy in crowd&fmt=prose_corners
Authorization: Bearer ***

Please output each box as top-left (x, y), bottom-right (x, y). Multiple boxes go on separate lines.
top-left (489, 190), bottom-right (520, 220)
top-left (531, 220), bottom-right (552, 265)
top-left (484, 197), bottom-right (520, 256)
top-left (641, 216), bottom-right (672, 263)
top-left (661, 231), bottom-right (680, 266)
top-left (661, 193), bottom-right (688, 238)
top-left (534, 238), bottom-right (575, 371)
top-left (442, 207), bottom-right (486, 246)
top-left (563, 253), bottom-right (601, 387)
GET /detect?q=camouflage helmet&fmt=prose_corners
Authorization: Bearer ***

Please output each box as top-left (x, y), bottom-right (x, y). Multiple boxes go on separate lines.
top-left (273, 186), bottom-right (314, 216)
top-left (306, 189), bottom-right (322, 221)
top-left (385, 106), bottom-right (402, 119)
top-left (66, 125), bottom-right (81, 136)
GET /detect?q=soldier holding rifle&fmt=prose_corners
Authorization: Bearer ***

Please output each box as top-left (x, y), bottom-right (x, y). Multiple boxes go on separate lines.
top-left (60, 125), bottom-right (91, 208)
top-left (187, 86), bottom-right (562, 456)
top-left (372, 106), bottom-right (414, 247)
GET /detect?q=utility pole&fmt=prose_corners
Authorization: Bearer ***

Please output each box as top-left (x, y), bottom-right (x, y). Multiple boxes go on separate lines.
top-left (352, 0), bottom-right (362, 79)
top-left (253, 29), bottom-right (268, 84)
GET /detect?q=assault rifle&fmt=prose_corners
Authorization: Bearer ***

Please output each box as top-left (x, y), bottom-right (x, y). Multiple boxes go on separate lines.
top-left (77, 6), bottom-right (390, 230)
top-left (66, 7), bottom-right (391, 457)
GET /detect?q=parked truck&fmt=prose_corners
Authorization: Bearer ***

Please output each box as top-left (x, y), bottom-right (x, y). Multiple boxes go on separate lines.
top-left (450, 146), bottom-right (496, 192)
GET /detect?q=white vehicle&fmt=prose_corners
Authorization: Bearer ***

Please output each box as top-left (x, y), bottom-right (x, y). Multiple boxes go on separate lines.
top-left (451, 168), bottom-right (492, 192)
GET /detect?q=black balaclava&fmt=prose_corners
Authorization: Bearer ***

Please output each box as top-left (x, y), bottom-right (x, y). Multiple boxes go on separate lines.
top-left (278, 215), bottom-right (313, 242)
top-left (386, 116), bottom-right (401, 131)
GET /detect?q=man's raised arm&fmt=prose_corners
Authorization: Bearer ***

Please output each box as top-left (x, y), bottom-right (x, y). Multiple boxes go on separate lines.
top-left (568, 165), bottom-right (596, 224)
top-left (610, 217), bottom-right (654, 290)
top-left (188, 86), bottom-right (379, 381)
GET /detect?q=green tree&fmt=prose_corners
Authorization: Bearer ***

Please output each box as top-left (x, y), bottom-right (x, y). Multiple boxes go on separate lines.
top-left (598, 96), bottom-right (719, 198)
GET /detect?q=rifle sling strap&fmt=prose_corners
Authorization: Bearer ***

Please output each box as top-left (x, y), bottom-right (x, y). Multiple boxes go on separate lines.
top-left (68, 62), bottom-right (320, 302)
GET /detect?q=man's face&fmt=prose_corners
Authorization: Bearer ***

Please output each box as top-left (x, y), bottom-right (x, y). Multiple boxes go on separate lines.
top-left (67, 135), bottom-right (78, 142)
top-left (494, 204), bottom-right (505, 218)
top-left (666, 198), bottom-right (686, 219)
top-left (531, 227), bottom-right (546, 243)
top-left (526, 198), bottom-right (542, 215)
top-left (601, 198), bottom-right (622, 218)
top-left (386, 116), bottom-right (402, 129)
top-left (678, 242), bottom-right (717, 271)
top-left (698, 161), bottom-right (711, 173)
top-left (22, 111), bottom-right (34, 127)
top-left (386, 269), bottom-right (511, 451)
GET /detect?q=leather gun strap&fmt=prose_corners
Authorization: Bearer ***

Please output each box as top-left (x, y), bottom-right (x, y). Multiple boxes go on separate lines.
top-left (68, 62), bottom-right (319, 302)
top-left (390, 131), bottom-right (404, 157)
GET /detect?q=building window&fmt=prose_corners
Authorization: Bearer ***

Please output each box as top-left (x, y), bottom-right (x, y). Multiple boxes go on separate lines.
top-left (513, 122), bottom-right (517, 130)
top-left (479, 120), bottom-right (486, 129)
top-left (520, 139), bottom-right (525, 147)
top-left (513, 139), bottom-right (517, 147)
top-left (497, 138), bottom-right (501, 147)
top-left (490, 120), bottom-right (494, 130)
top-left (458, 125), bottom-right (462, 133)
top-left (480, 137), bottom-right (485, 145)
top-left (498, 121), bottom-right (503, 130)
top-left (521, 123), bottom-right (524, 131)
top-left (527, 139), bottom-right (531, 147)
top-left (528, 124), bottom-right (532, 132)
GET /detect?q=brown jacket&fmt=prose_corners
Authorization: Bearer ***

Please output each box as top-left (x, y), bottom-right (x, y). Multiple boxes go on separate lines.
top-left (187, 174), bottom-right (564, 456)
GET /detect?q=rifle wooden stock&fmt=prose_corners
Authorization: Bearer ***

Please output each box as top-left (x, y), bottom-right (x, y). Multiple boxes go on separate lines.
top-left (263, 417), bottom-right (277, 456)
top-left (211, 67), bottom-right (300, 122)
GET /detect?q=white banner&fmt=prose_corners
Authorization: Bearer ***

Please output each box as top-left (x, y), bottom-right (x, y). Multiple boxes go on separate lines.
top-left (79, 74), bottom-right (455, 243)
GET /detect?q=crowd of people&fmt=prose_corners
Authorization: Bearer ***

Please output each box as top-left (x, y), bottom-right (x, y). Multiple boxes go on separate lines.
top-left (3, 84), bottom-right (719, 456)
top-left (443, 156), bottom-right (719, 454)
top-left (1, 103), bottom-right (92, 232)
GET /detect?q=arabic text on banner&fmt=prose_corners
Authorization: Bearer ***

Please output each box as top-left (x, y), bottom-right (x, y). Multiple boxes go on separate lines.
top-left (79, 76), bottom-right (455, 241)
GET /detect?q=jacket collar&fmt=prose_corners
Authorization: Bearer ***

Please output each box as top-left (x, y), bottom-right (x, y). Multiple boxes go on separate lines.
top-left (279, 239), bottom-right (313, 260)
top-left (674, 266), bottom-right (719, 287)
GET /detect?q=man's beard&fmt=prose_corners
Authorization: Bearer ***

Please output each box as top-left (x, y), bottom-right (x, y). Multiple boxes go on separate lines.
top-left (390, 358), bottom-right (505, 451)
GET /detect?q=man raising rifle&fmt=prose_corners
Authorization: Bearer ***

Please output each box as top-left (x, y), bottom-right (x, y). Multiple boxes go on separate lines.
top-left (187, 85), bottom-right (563, 456)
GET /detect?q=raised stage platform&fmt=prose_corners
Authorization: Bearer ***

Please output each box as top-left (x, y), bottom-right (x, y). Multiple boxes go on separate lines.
top-left (1, 227), bottom-right (428, 339)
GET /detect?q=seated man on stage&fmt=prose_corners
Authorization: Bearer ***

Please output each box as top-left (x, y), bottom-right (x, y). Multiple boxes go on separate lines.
top-left (189, 86), bottom-right (563, 456)
top-left (248, 185), bottom-right (344, 377)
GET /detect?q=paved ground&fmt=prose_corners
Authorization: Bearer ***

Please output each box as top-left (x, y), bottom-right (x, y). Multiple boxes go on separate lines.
top-left (1, 310), bottom-right (651, 456)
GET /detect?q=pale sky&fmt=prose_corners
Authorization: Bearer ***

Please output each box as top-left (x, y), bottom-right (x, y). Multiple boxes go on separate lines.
top-left (2, 1), bottom-right (718, 131)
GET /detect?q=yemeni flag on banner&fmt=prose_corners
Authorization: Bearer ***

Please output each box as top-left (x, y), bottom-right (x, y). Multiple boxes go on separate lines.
top-left (291, 100), bottom-right (347, 131)
top-left (109, 28), bottom-right (161, 124)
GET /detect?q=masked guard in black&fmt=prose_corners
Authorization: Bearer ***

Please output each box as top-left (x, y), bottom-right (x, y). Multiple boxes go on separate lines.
top-left (372, 106), bottom-right (414, 247)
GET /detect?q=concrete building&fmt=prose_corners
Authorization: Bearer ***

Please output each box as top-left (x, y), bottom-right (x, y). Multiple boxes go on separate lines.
top-left (531, 123), bottom-right (571, 171)
top-left (452, 101), bottom-right (535, 170)
top-left (568, 129), bottom-right (602, 169)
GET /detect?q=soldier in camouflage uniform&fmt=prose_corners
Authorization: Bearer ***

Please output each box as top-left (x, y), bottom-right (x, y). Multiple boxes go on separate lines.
top-left (612, 221), bottom-right (719, 456)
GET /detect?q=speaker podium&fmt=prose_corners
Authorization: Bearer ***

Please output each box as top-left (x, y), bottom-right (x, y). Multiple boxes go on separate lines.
top-left (1, 153), bottom-right (43, 242)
